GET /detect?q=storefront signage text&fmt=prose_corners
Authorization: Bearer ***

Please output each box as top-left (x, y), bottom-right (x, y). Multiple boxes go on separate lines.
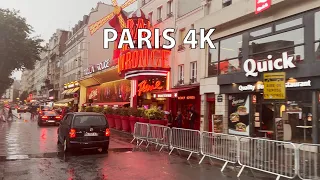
top-left (178, 96), bottom-right (195, 100)
top-left (137, 80), bottom-right (163, 96)
top-left (118, 49), bottom-right (171, 74)
top-left (238, 80), bottom-right (312, 91)
top-left (243, 52), bottom-right (296, 77)
top-left (231, 99), bottom-right (245, 106)
top-left (84, 59), bottom-right (111, 76)
top-left (64, 82), bottom-right (79, 89)
top-left (156, 94), bottom-right (172, 98)
top-left (255, 0), bottom-right (271, 14)
top-left (88, 89), bottom-right (98, 99)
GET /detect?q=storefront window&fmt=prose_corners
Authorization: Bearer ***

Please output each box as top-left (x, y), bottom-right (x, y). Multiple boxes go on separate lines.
top-left (208, 42), bottom-right (218, 76)
top-left (219, 58), bottom-right (241, 75)
top-left (250, 45), bottom-right (304, 63)
top-left (220, 35), bottom-right (242, 60)
top-left (315, 11), bottom-right (320, 60)
top-left (250, 26), bottom-right (272, 38)
top-left (275, 18), bottom-right (302, 31)
top-left (315, 11), bottom-right (320, 41)
top-left (316, 42), bottom-right (320, 60)
top-left (249, 28), bottom-right (304, 54)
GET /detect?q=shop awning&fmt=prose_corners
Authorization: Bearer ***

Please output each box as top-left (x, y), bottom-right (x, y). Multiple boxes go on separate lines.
top-left (65, 89), bottom-right (74, 95)
top-left (55, 98), bottom-right (74, 104)
top-left (83, 102), bottom-right (130, 107)
top-left (61, 89), bottom-right (68, 95)
top-left (152, 87), bottom-right (197, 98)
top-left (69, 87), bottom-right (80, 94)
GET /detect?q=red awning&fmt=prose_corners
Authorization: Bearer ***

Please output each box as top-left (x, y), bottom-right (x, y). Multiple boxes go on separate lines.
top-left (83, 102), bottom-right (130, 107)
top-left (152, 87), bottom-right (197, 98)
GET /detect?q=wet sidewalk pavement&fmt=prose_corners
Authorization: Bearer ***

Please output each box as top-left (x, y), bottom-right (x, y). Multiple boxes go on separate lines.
top-left (0, 114), bottom-right (294, 180)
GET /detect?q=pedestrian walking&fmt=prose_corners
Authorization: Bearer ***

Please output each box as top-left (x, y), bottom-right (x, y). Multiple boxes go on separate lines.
top-left (7, 107), bottom-right (13, 121)
top-left (1, 107), bottom-right (7, 122)
top-left (189, 110), bottom-right (196, 130)
top-left (175, 110), bottom-right (183, 128)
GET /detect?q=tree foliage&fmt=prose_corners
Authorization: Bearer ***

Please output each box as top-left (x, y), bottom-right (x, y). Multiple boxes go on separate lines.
top-left (19, 90), bottom-right (29, 101)
top-left (0, 8), bottom-right (44, 94)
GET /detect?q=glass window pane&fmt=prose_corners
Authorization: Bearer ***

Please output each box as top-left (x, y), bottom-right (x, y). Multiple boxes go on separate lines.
top-left (250, 45), bottom-right (304, 64)
top-left (73, 115), bottom-right (107, 127)
top-left (249, 28), bottom-right (304, 54)
top-left (220, 35), bottom-right (242, 60)
top-left (315, 11), bottom-right (320, 41)
top-left (208, 43), bottom-right (218, 62)
top-left (276, 18), bottom-right (302, 31)
top-left (208, 62), bottom-right (218, 76)
top-left (250, 27), bottom-right (272, 38)
top-left (316, 42), bottom-right (320, 60)
top-left (219, 58), bottom-right (242, 75)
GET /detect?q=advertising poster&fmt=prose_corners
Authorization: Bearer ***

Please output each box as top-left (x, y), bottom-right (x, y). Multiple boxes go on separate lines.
top-left (212, 115), bottom-right (223, 133)
top-left (86, 80), bottom-right (131, 103)
top-left (228, 94), bottom-right (250, 136)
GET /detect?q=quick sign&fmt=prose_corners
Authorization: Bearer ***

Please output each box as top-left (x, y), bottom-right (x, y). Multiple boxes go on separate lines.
top-left (255, 0), bottom-right (271, 14)
top-left (243, 52), bottom-right (296, 77)
top-left (238, 80), bottom-right (312, 91)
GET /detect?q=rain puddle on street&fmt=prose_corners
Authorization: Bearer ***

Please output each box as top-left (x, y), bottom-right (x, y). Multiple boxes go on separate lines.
top-left (0, 148), bottom-right (134, 162)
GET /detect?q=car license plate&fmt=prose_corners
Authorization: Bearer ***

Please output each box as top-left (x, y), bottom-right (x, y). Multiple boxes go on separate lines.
top-left (48, 120), bottom-right (55, 123)
top-left (85, 132), bottom-right (98, 136)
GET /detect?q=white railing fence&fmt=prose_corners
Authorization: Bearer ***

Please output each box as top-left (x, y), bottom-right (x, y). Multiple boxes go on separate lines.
top-left (169, 128), bottom-right (201, 160)
top-left (297, 144), bottom-right (320, 180)
top-left (130, 122), bottom-right (320, 180)
top-left (199, 132), bottom-right (238, 172)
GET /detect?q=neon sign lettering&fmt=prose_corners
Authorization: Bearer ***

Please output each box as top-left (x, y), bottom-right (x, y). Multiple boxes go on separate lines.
top-left (127, 18), bottom-right (152, 41)
top-left (137, 80), bottom-right (163, 96)
top-left (118, 49), bottom-right (170, 74)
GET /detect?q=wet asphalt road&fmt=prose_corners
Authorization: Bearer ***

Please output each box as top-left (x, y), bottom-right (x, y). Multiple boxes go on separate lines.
top-left (0, 111), bottom-right (279, 180)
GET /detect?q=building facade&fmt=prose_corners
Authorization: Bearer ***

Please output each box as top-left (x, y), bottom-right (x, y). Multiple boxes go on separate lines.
top-left (195, 0), bottom-right (320, 143)
top-left (47, 29), bottom-right (69, 101)
top-left (58, 15), bottom-right (89, 108)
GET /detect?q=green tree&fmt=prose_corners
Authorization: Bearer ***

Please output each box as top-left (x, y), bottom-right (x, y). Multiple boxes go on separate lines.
top-left (19, 90), bottom-right (29, 102)
top-left (0, 8), bottom-right (43, 94)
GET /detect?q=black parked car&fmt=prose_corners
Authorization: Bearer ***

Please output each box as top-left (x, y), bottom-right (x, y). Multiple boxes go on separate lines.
top-left (57, 112), bottom-right (110, 153)
top-left (38, 110), bottom-right (62, 126)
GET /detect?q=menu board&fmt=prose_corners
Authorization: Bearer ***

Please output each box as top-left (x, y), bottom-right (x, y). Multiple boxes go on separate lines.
top-left (212, 115), bottom-right (223, 133)
top-left (275, 118), bottom-right (284, 140)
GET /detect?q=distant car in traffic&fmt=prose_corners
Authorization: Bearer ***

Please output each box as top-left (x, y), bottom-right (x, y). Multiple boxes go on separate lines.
top-left (57, 112), bottom-right (110, 153)
top-left (17, 106), bottom-right (28, 113)
top-left (37, 110), bottom-right (62, 126)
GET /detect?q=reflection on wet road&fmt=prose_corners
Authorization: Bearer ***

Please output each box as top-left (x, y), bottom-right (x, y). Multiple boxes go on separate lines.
top-left (0, 112), bottom-right (273, 180)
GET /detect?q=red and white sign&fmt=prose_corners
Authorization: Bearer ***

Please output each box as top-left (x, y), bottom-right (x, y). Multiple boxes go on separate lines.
top-left (255, 0), bottom-right (271, 14)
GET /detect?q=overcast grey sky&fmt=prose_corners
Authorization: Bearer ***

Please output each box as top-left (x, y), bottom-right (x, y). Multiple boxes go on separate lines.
top-left (0, 0), bottom-right (137, 80)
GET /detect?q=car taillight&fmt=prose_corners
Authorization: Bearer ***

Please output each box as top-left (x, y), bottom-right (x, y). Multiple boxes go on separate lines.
top-left (55, 116), bottom-right (62, 120)
top-left (69, 128), bottom-right (76, 138)
top-left (42, 116), bottom-right (48, 120)
top-left (105, 128), bottom-right (110, 137)
top-left (39, 111), bottom-right (43, 115)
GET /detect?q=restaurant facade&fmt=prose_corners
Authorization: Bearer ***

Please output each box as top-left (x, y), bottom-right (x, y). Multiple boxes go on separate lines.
top-left (198, 2), bottom-right (320, 143)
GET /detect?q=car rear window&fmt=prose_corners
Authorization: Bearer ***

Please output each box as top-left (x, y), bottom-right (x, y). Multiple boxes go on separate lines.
top-left (43, 111), bottom-right (58, 116)
top-left (73, 115), bottom-right (107, 127)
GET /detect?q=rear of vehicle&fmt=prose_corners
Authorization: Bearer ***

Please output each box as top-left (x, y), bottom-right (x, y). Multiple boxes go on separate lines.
top-left (38, 111), bottom-right (62, 126)
top-left (68, 115), bottom-right (110, 151)
top-left (38, 106), bottom-right (52, 116)
top-left (17, 106), bottom-right (28, 113)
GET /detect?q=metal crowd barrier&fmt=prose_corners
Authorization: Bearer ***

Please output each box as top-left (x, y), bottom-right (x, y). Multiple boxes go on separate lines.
top-left (169, 128), bottom-right (201, 160)
top-left (147, 124), bottom-right (171, 152)
top-left (237, 137), bottom-right (297, 180)
top-left (130, 123), bottom-right (320, 180)
top-left (199, 132), bottom-right (239, 172)
top-left (297, 144), bottom-right (320, 180)
top-left (130, 122), bottom-right (149, 146)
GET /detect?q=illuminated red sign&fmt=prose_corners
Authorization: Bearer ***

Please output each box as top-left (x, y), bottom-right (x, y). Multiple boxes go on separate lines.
top-left (127, 18), bottom-right (152, 41)
top-left (137, 80), bottom-right (163, 96)
top-left (118, 48), bottom-right (171, 74)
top-left (255, 0), bottom-right (271, 14)
top-left (178, 96), bottom-right (196, 100)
